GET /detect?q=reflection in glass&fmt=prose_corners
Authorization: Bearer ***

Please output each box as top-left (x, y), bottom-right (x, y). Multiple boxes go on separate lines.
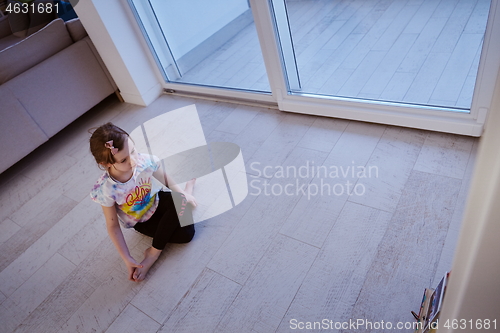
top-left (133, 0), bottom-right (271, 92)
top-left (275, 0), bottom-right (491, 110)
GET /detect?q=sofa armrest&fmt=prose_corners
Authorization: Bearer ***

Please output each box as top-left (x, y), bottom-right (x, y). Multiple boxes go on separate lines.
top-left (0, 16), bottom-right (11, 39)
top-left (83, 36), bottom-right (117, 91)
top-left (5, 38), bottom-right (116, 138)
top-left (65, 18), bottom-right (87, 42)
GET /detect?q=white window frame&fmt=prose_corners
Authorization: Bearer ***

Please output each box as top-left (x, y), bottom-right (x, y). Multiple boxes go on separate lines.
top-left (129, 0), bottom-right (500, 137)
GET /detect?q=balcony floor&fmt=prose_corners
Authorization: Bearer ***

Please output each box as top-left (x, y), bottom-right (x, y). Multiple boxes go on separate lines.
top-left (178, 0), bottom-right (490, 109)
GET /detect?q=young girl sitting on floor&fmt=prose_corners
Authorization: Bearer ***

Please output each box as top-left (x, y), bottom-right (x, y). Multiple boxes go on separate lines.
top-left (89, 122), bottom-right (196, 282)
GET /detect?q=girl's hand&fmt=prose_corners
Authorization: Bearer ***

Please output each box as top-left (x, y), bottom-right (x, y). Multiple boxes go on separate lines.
top-left (124, 257), bottom-right (143, 282)
top-left (184, 193), bottom-right (197, 208)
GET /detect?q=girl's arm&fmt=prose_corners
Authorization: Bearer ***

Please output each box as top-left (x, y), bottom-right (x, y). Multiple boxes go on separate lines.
top-left (153, 168), bottom-right (182, 191)
top-left (101, 205), bottom-right (143, 281)
top-left (153, 168), bottom-right (197, 206)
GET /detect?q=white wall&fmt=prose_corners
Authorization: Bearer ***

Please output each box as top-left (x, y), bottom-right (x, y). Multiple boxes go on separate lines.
top-left (73, 0), bottom-right (163, 106)
top-left (74, 0), bottom-right (248, 105)
top-left (149, 0), bottom-right (249, 59)
top-left (439, 65), bottom-right (500, 331)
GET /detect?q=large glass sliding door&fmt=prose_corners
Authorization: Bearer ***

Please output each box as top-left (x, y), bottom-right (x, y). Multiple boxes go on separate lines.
top-left (128, 0), bottom-right (500, 136)
top-left (128, 0), bottom-right (271, 93)
top-left (272, 0), bottom-right (491, 110)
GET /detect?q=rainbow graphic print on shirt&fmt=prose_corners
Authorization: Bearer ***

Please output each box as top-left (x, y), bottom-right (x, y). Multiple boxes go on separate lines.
top-left (119, 177), bottom-right (156, 220)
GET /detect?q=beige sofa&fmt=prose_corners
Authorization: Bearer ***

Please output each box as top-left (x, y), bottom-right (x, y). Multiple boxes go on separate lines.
top-left (0, 17), bottom-right (117, 173)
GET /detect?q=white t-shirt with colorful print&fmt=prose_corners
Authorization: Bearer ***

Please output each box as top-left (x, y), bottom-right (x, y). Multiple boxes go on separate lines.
top-left (90, 153), bottom-right (169, 228)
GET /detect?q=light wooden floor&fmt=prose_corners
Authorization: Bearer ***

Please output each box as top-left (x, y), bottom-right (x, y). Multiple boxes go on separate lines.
top-left (178, 0), bottom-right (490, 109)
top-left (0, 94), bottom-right (478, 333)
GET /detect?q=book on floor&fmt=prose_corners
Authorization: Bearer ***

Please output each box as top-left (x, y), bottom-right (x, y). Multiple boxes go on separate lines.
top-left (414, 288), bottom-right (434, 333)
top-left (425, 272), bottom-right (450, 331)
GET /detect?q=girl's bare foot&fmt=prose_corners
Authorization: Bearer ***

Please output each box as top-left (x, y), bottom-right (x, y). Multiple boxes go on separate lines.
top-left (184, 178), bottom-right (196, 195)
top-left (133, 247), bottom-right (161, 282)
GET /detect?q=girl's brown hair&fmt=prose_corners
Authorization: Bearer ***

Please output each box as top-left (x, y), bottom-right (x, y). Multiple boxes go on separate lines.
top-left (89, 122), bottom-right (130, 168)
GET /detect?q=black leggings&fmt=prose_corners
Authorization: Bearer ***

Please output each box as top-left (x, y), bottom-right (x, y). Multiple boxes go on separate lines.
top-left (134, 191), bottom-right (195, 250)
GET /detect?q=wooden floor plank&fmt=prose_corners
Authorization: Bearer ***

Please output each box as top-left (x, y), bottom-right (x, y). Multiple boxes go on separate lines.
top-left (57, 211), bottom-right (109, 266)
top-left (9, 182), bottom-right (77, 229)
top-left (403, 52), bottom-right (451, 105)
top-left (432, 139), bottom-right (478, 286)
top-left (431, 0), bottom-right (459, 20)
top-left (0, 175), bottom-right (50, 225)
top-left (296, 117), bottom-right (349, 153)
top-left (214, 234), bottom-right (319, 333)
top-left (456, 75), bottom-right (478, 108)
top-left (348, 170), bottom-right (461, 329)
top-left (105, 304), bottom-right (161, 333)
top-left (197, 101), bottom-right (238, 138)
top-left (404, 0), bottom-right (441, 34)
top-left (0, 298), bottom-right (27, 333)
top-left (432, 0), bottom-right (478, 53)
top-left (286, 0), bottom-right (318, 42)
top-left (0, 218), bottom-right (21, 246)
top-left (292, 0), bottom-right (346, 51)
top-left (57, 266), bottom-right (143, 333)
top-left (244, 112), bottom-right (316, 176)
top-left (9, 253), bottom-right (76, 319)
top-left (305, 34), bottom-right (363, 92)
top-left (158, 269), bottom-right (241, 333)
top-left (352, 0), bottom-right (391, 35)
top-left (9, 237), bottom-right (136, 333)
top-left (206, 129), bottom-right (237, 144)
top-left (296, 20), bottom-right (348, 74)
top-left (214, 105), bottom-right (259, 135)
top-left (348, 126), bottom-right (427, 213)
top-left (208, 147), bottom-right (327, 285)
top-left (431, 33), bottom-right (484, 105)
top-left (338, 50), bottom-right (387, 97)
top-left (0, 195), bottom-right (76, 272)
top-left (379, 71), bottom-right (416, 102)
top-left (279, 121), bottom-right (385, 248)
top-left (413, 131), bottom-right (474, 179)
top-left (276, 202), bottom-right (393, 333)
top-left (360, 33), bottom-right (418, 98)
top-left (231, 108), bottom-right (287, 164)
top-left (464, 0), bottom-right (491, 33)
top-left (398, 17), bottom-right (448, 74)
top-left (325, 0), bottom-right (385, 62)
top-left (19, 149), bottom-right (79, 198)
top-left (371, 2), bottom-right (421, 52)
top-left (318, 67), bottom-right (355, 96)
top-left (0, 198), bottom-right (102, 297)
top-left (223, 59), bottom-right (264, 88)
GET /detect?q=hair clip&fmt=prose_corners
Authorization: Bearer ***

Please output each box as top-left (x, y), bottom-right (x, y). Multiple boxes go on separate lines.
top-left (104, 140), bottom-right (118, 155)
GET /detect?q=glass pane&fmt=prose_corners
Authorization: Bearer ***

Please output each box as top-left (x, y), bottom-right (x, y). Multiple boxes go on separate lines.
top-left (130, 0), bottom-right (271, 93)
top-left (273, 0), bottom-right (491, 110)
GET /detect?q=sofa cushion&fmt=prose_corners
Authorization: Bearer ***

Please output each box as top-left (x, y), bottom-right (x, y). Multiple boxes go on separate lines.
top-left (0, 87), bottom-right (48, 174)
top-left (28, 0), bottom-right (58, 35)
top-left (7, 0), bottom-right (30, 37)
top-left (0, 18), bottom-right (72, 84)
